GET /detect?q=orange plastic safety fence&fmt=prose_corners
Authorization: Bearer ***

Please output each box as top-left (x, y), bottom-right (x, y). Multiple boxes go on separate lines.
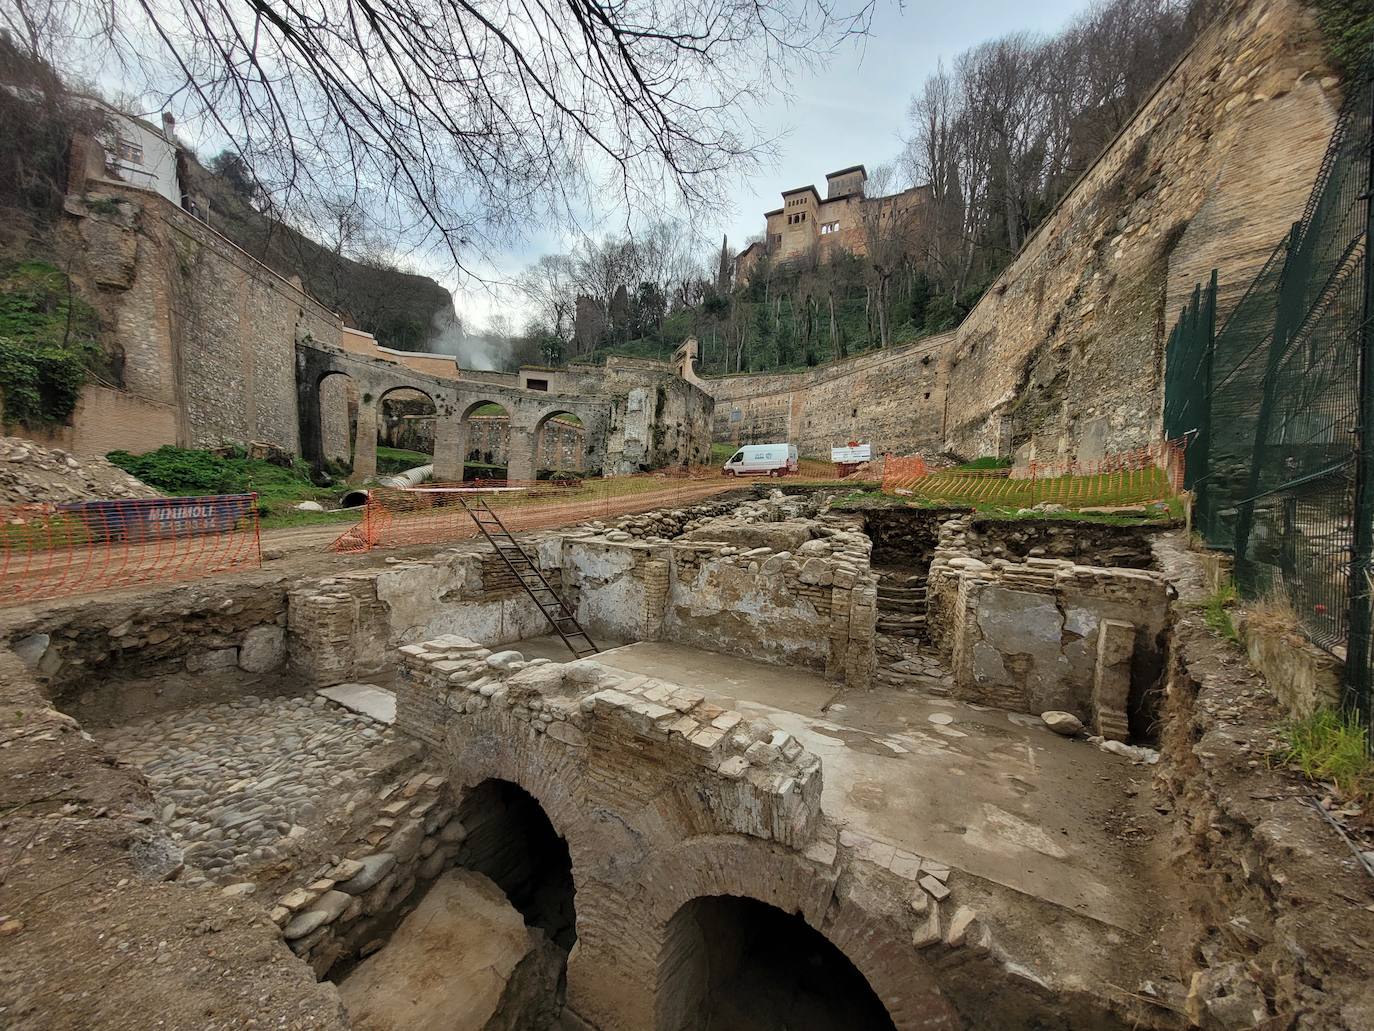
top-left (0, 494), bottom-right (262, 606)
top-left (330, 477), bottom-right (744, 553)
top-left (881, 454), bottom-right (930, 491)
top-left (881, 439), bottom-right (1186, 509)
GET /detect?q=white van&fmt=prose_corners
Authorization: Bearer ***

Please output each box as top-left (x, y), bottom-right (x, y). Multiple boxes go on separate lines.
top-left (722, 443), bottom-right (799, 477)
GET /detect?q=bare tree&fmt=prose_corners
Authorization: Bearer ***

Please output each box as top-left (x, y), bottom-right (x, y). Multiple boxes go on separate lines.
top-left (518, 254), bottom-right (577, 345)
top-left (20, 0), bottom-right (873, 272)
top-left (901, 0), bottom-right (1202, 308)
top-left (857, 164), bottom-right (921, 349)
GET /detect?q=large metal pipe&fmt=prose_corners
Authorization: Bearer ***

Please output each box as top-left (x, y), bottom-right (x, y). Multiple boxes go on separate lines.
top-left (377, 463), bottom-right (434, 488)
top-left (339, 463), bottom-right (435, 508)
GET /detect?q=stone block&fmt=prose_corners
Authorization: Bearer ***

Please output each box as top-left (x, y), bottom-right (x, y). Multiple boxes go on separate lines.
top-left (238, 625), bottom-right (286, 673)
top-left (1092, 619), bottom-right (1135, 742)
top-left (336, 853), bottom-right (396, 895)
top-left (186, 647), bottom-right (239, 673)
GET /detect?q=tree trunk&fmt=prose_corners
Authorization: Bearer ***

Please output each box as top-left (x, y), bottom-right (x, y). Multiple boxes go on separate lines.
top-left (877, 276), bottom-right (889, 349)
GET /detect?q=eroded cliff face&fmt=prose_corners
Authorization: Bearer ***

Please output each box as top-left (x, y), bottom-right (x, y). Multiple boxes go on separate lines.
top-left (702, 0), bottom-right (1339, 466)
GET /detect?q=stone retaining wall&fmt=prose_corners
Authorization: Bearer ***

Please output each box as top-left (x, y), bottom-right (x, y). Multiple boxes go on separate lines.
top-left (928, 514), bottom-right (1170, 738)
top-left (695, 0), bottom-right (1338, 467)
top-left (269, 769), bottom-right (467, 978)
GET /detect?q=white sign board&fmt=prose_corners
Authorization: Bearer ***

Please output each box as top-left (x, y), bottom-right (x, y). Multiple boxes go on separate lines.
top-left (830, 443), bottom-right (872, 464)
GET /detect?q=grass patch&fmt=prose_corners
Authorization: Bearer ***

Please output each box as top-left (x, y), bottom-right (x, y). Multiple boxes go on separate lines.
top-left (107, 445), bottom-right (330, 504)
top-left (260, 507), bottom-right (362, 530)
top-left (376, 446), bottom-right (433, 476)
top-left (903, 466), bottom-right (1173, 509)
top-left (953, 456), bottom-right (1012, 471)
top-left (1202, 580), bottom-right (1240, 642)
top-left (1276, 707), bottom-right (1373, 802)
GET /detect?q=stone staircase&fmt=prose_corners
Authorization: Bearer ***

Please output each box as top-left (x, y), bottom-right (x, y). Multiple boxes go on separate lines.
top-left (876, 575), bottom-right (928, 639)
top-left (873, 572), bottom-right (952, 694)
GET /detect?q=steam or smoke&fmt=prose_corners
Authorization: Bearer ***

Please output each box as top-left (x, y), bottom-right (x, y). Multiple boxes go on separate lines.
top-left (425, 306), bottom-right (510, 371)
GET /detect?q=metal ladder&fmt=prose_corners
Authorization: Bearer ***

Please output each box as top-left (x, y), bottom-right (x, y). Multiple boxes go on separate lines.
top-left (458, 496), bottom-right (599, 659)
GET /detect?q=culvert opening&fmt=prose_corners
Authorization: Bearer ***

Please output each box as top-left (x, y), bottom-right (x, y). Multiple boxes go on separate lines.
top-left (656, 895), bottom-right (897, 1031)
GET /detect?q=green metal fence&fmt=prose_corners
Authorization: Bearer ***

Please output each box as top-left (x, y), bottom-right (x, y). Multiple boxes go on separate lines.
top-left (1165, 73), bottom-right (1373, 734)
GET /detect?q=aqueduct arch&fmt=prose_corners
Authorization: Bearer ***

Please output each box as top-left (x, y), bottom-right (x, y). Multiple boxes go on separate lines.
top-left (295, 340), bottom-right (612, 483)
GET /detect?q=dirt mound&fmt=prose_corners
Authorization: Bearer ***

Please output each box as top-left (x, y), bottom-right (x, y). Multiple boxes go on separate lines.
top-left (0, 436), bottom-right (161, 505)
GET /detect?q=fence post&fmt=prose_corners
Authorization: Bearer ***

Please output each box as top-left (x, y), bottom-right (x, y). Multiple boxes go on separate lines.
top-left (1190, 271), bottom-right (1218, 512)
top-left (1343, 90), bottom-right (1374, 732)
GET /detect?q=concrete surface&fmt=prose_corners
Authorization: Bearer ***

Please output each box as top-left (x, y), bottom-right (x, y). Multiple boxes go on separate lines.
top-left (570, 638), bottom-right (1176, 932)
top-left (318, 683), bottom-right (397, 724)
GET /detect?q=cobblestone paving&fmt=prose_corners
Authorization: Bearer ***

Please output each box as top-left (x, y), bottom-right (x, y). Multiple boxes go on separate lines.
top-left (98, 694), bottom-right (397, 880)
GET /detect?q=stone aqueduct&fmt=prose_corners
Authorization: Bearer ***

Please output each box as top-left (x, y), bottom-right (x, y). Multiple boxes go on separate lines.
top-left (296, 341), bottom-right (615, 482)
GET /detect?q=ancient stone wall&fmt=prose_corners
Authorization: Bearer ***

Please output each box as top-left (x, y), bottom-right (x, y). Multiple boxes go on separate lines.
top-left (696, 0), bottom-right (1338, 466)
top-left (700, 333), bottom-right (949, 457)
top-left (4, 578), bottom-right (292, 722)
top-left (927, 514), bottom-right (1169, 738)
top-left (47, 185), bottom-right (340, 456)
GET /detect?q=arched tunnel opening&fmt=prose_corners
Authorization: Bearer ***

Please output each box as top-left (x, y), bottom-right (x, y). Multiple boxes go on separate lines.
top-left (453, 778), bottom-right (578, 952)
top-left (656, 895), bottom-right (898, 1031)
top-left (335, 777), bottom-right (578, 1030)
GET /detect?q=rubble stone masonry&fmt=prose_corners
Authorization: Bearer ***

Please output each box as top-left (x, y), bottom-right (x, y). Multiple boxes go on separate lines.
top-left (699, 0), bottom-right (1338, 466)
top-left (50, 183), bottom-right (341, 456)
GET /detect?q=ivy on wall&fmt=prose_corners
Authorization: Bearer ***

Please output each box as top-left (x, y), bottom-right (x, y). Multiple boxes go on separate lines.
top-left (0, 261), bottom-right (104, 427)
top-left (1312, 0), bottom-right (1374, 78)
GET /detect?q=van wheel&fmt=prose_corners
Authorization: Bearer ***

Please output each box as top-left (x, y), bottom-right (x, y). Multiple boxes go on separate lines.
top-left (725, 469), bottom-right (735, 478)
top-left (769, 469), bottom-right (779, 478)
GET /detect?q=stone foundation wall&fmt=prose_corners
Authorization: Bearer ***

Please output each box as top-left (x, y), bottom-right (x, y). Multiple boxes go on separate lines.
top-left (928, 514), bottom-right (1169, 737)
top-left (552, 494), bottom-right (877, 687)
top-left (268, 769), bottom-right (467, 978)
top-left (3, 580), bottom-right (292, 722)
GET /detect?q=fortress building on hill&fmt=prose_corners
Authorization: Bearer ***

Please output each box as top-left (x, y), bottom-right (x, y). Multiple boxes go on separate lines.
top-left (734, 165), bottom-right (930, 282)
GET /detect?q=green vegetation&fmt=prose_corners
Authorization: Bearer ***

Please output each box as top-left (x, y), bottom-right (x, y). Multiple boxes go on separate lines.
top-left (0, 262), bottom-right (105, 427)
top-left (898, 466), bottom-right (1174, 510)
top-left (376, 445), bottom-right (433, 475)
top-left (1202, 580), bottom-right (1240, 642)
top-left (954, 456), bottom-right (1012, 471)
top-left (590, 258), bottom-right (963, 376)
top-left (1276, 706), bottom-right (1373, 802)
top-left (1313, 0), bottom-right (1374, 78)
top-left (104, 445), bottom-right (385, 530)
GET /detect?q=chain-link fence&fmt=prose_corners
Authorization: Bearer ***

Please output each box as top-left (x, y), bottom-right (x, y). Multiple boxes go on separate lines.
top-left (1165, 73), bottom-right (1373, 734)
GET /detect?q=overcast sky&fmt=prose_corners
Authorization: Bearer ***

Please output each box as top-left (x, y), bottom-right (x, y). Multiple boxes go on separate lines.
top-left (444, 0), bottom-right (1090, 331)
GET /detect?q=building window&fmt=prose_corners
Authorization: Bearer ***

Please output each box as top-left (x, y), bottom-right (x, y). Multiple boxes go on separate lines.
top-left (820, 221), bottom-right (839, 235)
top-left (116, 137), bottom-right (144, 164)
top-left (527, 378), bottom-right (548, 391)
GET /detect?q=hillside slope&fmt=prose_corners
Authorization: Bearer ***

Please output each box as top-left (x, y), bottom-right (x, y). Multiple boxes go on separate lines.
top-left (179, 155), bottom-right (454, 350)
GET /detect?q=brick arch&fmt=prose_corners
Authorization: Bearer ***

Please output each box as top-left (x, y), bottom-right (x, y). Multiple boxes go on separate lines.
top-left (440, 711), bottom-right (598, 878)
top-left (640, 835), bottom-right (959, 1031)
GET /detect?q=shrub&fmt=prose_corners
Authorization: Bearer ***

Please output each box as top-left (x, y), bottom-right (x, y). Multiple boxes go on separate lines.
top-left (0, 262), bottom-right (104, 427)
